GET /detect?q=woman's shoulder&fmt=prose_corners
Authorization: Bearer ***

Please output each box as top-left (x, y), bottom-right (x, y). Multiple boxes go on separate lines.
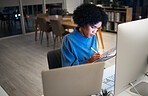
top-left (62, 32), bottom-right (75, 43)
top-left (63, 29), bottom-right (78, 41)
top-left (63, 32), bottom-right (73, 39)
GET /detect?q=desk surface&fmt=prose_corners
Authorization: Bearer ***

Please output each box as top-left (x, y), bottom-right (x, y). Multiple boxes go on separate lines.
top-left (62, 20), bottom-right (77, 29)
top-left (117, 77), bottom-right (148, 96)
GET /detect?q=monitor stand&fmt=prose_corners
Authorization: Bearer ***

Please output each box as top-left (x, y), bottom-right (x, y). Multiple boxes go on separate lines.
top-left (130, 82), bottom-right (148, 96)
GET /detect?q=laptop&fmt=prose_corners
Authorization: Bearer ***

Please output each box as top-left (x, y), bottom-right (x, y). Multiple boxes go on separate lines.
top-left (42, 62), bottom-right (105, 96)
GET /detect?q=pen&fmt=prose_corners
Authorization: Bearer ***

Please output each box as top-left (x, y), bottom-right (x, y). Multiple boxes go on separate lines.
top-left (91, 47), bottom-right (97, 53)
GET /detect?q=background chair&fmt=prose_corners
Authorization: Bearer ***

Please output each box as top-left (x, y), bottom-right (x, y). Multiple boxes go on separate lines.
top-left (37, 17), bottom-right (52, 46)
top-left (0, 13), bottom-right (10, 31)
top-left (47, 49), bottom-right (62, 69)
top-left (37, 13), bottom-right (49, 22)
top-left (50, 20), bottom-right (70, 48)
top-left (34, 13), bottom-right (49, 41)
top-left (96, 28), bottom-right (105, 50)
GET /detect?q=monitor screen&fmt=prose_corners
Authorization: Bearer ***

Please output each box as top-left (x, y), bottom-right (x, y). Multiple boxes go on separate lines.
top-left (114, 18), bottom-right (148, 95)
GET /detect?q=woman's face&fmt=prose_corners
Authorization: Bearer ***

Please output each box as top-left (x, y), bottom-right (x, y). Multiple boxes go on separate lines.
top-left (80, 22), bottom-right (102, 38)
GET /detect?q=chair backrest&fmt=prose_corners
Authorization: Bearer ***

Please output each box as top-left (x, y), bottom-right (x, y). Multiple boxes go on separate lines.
top-left (50, 20), bottom-right (65, 36)
top-left (37, 13), bottom-right (50, 22)
top-left (37, 18), bottom-right (43, 31)
top-left (47, 49), bottom-right (62, 69)
top-left (37, 17), bottom-right (51, 32)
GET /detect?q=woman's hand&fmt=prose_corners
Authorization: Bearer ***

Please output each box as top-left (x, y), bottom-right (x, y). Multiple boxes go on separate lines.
top-left (86, 52), bottom-right (103, 63)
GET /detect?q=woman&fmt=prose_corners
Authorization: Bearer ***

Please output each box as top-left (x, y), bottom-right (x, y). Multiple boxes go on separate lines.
top-left (61, 3), bottom-right (108, 67)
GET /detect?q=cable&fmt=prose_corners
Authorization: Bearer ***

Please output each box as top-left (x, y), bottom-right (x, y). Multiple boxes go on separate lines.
top-left (129, 82), bottom-right (140, 95)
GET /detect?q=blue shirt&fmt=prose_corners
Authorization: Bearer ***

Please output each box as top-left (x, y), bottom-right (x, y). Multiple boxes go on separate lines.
top-left (61, 27), bottom-right (98, 67)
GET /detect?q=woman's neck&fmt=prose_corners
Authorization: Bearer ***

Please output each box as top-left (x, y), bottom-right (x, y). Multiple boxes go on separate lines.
top-left (79, 27), bottom-right (85, 37)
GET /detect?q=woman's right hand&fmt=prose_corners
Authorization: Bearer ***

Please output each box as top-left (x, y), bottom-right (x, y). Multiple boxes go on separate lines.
top-left (86, 52), bottom-right (103, 63)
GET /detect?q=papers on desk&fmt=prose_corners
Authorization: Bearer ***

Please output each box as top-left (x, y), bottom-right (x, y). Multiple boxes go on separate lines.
top-left (94, 47), bottom-right (116, 62)
top-left (102, 65), bottom-right (115, 91)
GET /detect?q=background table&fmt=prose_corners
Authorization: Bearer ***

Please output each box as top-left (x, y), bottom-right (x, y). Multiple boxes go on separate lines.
top-left (35, 19), bottom-right (105, 49)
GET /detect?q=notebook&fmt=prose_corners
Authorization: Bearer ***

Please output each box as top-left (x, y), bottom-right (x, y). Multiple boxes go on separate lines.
top-left (42, 62), bottom-right (105, 96)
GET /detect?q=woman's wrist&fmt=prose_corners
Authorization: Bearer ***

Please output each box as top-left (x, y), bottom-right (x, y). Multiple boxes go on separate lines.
top-left (86, 59), bottom-right (93, 63)
top-left (86, 60), bottom-right (89, 63)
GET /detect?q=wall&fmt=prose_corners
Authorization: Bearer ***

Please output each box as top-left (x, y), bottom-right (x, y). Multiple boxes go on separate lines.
top-left (22, 0), bottom-right (42, 6)
top-left (0, 0), bottom-right (64, 7)
top-left (22, 0), bottom-right (63, 6)
top-left (46, 0), bottom-right (63, 4)
top-left (0, 0), bottom-right (19, 7)
top-left (66, 0), bottom-right (83, 13)
top-left (0, 0), bottom-right (84, 14)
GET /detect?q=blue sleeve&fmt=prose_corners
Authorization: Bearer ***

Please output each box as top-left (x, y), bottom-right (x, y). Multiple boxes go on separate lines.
top-left (61, 37), bottom-right (79, 67)
top-left (79, 60), bottom-right (86, 64)
top-left (78, 35), bottom-right (97, 64)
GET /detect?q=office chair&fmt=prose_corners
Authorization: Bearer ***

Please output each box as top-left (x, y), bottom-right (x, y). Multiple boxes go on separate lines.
top-left (47, 49), bottom-right (62, 69)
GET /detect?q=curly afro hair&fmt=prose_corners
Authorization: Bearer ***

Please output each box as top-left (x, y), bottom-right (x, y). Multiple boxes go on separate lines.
top-left (73, 3), bottom-right (108, 27)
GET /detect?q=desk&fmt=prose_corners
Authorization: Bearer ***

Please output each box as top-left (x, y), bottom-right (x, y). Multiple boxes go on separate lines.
top-left (117, 77), bottom-right (148, 96)
top-left (35, 19), bottom-right (105, 49)
top-left (62, 20), bottom-right (77, 29)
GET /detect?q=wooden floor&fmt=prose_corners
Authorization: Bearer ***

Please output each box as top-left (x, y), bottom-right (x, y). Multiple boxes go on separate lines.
top-left (0, 31), bottom-right (116, 96)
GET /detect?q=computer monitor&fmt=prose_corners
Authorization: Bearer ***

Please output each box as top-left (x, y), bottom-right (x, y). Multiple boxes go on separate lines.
top-left (114, 18), bottom-right (148, 95)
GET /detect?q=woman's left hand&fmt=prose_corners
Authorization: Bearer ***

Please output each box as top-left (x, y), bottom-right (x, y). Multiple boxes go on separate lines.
top-left (86, 52), bottom-right (103, 63)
